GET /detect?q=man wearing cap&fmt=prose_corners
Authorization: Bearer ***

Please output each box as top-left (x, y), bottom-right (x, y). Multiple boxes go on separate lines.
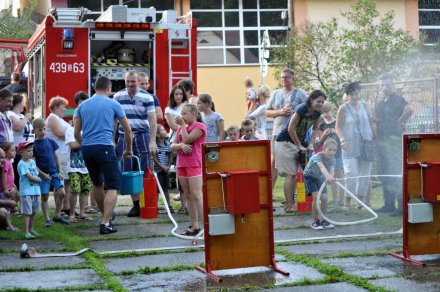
top-left (75, 76), bottom-right (133, 235)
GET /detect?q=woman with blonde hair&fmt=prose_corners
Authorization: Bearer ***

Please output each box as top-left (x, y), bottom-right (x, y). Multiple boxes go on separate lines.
top-left (46, 96), bottom-right (73, 216)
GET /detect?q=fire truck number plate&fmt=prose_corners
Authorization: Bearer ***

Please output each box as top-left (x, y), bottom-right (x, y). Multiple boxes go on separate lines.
top-left (49, 62), bottom-right (85, 74)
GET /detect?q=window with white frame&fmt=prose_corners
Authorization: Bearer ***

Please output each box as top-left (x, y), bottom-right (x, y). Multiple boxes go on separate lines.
top-left (191, 0), bottom-right (288, 66)
top-left (419, 0), bottom-right (440, 45)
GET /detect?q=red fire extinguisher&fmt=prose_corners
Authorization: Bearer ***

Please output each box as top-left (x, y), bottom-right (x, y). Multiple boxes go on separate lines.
top-left (296, 169), bottom-right (312, 212)
top-left (140, 169), bottom-right (158, 219)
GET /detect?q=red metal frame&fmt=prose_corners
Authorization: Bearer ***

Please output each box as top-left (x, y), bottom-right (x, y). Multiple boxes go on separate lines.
top-left (389, 134), bottom-right (430, 266)
top-left (196, 140), bottom-right (289, 282)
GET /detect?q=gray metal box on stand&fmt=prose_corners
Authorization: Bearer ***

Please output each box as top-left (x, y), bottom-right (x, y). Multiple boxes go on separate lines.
top-left (408, 202), bottom-right (433, 223)
top-left (208, 214), bottom-right (235, 236)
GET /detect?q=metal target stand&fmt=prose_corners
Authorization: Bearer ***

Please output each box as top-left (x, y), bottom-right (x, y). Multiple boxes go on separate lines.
top-left (196, 140), bottom-right (289, 282)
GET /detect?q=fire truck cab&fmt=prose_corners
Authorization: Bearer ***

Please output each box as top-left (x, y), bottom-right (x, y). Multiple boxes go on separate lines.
top-left (0, 38), bottom-right (27, 89)
top-left (27, 5), bottom-right (197, 119)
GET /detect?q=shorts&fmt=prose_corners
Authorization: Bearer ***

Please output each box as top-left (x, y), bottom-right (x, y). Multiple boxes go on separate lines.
top-left (59, 152), bottom-right (70, 180)
top-left (177, 167), bottom-right (202, 178)
top-left (82, 145), bottom-right (121, 191)
top-left (69, 172), bottom-right (93, 193)
top-left (274, 141), bottom-right (299, 175)
top-left (39, 173), bottom-right (64, 194)
top-left (304, 175), bottom-right (327, 195)
top-left (20, 195), bottom-right (40, 215)
top-left (156, 171), bottom-right (169, 192)
top-left (117, 131), bottom-right (152, 172)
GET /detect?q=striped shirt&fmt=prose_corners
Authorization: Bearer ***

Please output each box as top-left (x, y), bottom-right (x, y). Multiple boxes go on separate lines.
top-left (154, 140), bottom-right (171, 173)
top-left (0, 111), bottom-right (13, 143)
top-left (114, 88), bottom-right (155, 134)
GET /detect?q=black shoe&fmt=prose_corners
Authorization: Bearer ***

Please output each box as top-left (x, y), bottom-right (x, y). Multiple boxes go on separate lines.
top-left (127, 205), bottom-right (140, 217)
top-left (100, 224), bottom-right (117, 234)
top-left (389, 209), bottom-right (402, 217)
top-left (375, 206), bottom-right (394, 213)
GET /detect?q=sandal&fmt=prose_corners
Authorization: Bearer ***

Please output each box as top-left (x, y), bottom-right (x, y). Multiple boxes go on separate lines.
top-left (85, 206), bottom-right (98, 214)
top-left (178, 206), bottom-right (188, 214)
top-left (284, 206), bottom-right (296, 213)
top-left (79, 215), bottom-right (93, 221)
top-left (6, 226), bottom-right (18, 232)
top-left (181, 228), bottom-right (201, 236)
top-left (69, 217), bottom-right (78, 223)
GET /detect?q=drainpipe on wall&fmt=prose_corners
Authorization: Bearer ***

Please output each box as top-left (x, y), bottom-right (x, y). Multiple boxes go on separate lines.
top-left (287, 0), bottom-right (294, 30)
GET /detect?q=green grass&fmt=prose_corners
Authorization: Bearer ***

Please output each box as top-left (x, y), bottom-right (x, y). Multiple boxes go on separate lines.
top-left (276, 248), bottom-right (391, 292)
top-left (0, 181), bottom-right (402, 291)
top-left (118, 263), bottom-right (197, 275)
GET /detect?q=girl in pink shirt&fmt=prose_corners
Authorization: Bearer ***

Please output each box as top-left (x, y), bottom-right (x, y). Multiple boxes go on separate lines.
top-left (171, 104), bottom-right (206, 236)
top-left (1, 142), bottom-right (19, 212)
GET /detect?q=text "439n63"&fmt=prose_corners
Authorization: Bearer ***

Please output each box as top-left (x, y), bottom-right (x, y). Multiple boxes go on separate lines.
top-left (49, 62), bottom-right (85, 73)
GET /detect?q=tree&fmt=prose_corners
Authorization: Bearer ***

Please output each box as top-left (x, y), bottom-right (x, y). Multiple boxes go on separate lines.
top-left (0, 0), bottom-right (38, 39)
top-left (273, 0), bottom-right (418, 105)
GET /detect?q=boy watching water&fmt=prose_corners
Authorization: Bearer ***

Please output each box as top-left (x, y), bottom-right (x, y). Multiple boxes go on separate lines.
top-left (17, 142), bottom-right (41, 239)
top-left (32, 118), bottom-right (68, 226)
top-left (304, 138), bottom-right (337, 230)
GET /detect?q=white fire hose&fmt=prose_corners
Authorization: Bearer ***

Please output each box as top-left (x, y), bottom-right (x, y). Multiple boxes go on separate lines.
top-left (316, 174), bottom-right (402, 226)
top-left (155, 172), bottom-right (204, 241)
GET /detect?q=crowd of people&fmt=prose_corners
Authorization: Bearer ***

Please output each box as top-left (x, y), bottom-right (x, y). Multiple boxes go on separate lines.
top-left (0, 67), bottom-right (412, 237)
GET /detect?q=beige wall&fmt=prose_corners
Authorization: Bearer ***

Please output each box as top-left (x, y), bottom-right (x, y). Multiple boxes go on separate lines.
top-left (197, 66), bottom-right (280, 128)
top-left (305, 0), bottom-right (405, 29)
top-left (296, 0), bottom-right (418, 37)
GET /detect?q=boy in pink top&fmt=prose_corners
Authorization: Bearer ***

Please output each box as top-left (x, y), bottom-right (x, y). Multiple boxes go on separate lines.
top-left (171, 104), bottom-right (206, 236)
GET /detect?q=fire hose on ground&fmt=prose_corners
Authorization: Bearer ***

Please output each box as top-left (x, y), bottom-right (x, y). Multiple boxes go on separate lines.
top-left (20, 174), bottom-right (402, 258)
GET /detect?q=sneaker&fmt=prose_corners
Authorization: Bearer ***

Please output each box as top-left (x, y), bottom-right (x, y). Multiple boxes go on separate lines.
top-left (30, 230), bottom-right (40, 237)
top-left (389, 209), bottom-right (402, 217)
top-left (311, 220), bottom-right (324, 230)
top-left (321, 220), bottom-right (335, 229)
top-left (44, 220), bottom-right (53, 227)
top-left (24, 232), bottom-right (36, 239)
top-left (375, 206), bottom-right (395, 213)
top-left (127, 205), bottom-right (140, 217)
top-left (53, 216), bottom-right (70, 225)
top-left (100, 224), bottom-right (117, 235)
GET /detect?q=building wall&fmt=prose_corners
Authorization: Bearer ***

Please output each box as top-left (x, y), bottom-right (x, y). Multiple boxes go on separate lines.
top-left (295, 0), bottom-right (419, 37)
top-left (197, 66), bottom-right (280, 127)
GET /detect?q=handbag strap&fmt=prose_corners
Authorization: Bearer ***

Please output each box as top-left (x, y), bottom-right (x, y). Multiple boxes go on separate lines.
top-left (346, 102), bottom-right (376, 143)
top-left (345, 103), bottom-right (362, 136)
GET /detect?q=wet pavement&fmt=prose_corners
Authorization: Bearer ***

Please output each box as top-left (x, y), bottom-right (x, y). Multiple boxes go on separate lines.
top-left (0, 195), bottom-right (439, 291)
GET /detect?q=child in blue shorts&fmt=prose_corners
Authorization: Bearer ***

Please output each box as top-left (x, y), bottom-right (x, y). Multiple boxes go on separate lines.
top-left (17, 142), bottom-right (41, 239)
top-left (304, 138), bottom-right (337, 230)
top-left (32, 118), bottom-right (68, 226)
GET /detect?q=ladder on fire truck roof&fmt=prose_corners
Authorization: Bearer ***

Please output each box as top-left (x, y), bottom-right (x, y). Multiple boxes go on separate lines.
top-left (49, 7), bottom-right (89, 23)
top-left (167, 11), bottom-right (193, 90)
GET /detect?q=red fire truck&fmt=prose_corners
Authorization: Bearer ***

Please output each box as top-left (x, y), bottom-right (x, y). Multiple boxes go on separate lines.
top-left (26, 5), bottom-right (197, 119)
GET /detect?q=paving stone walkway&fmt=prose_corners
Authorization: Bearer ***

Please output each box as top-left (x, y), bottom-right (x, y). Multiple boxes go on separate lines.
top-left (0, 196), bottom-right (439, 291)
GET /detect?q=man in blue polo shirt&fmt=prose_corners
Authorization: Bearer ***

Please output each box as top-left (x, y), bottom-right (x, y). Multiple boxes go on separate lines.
top-left (74, 76), bottom-right (133, 234)
top-left (114, 70), bottom-right (157, 217)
